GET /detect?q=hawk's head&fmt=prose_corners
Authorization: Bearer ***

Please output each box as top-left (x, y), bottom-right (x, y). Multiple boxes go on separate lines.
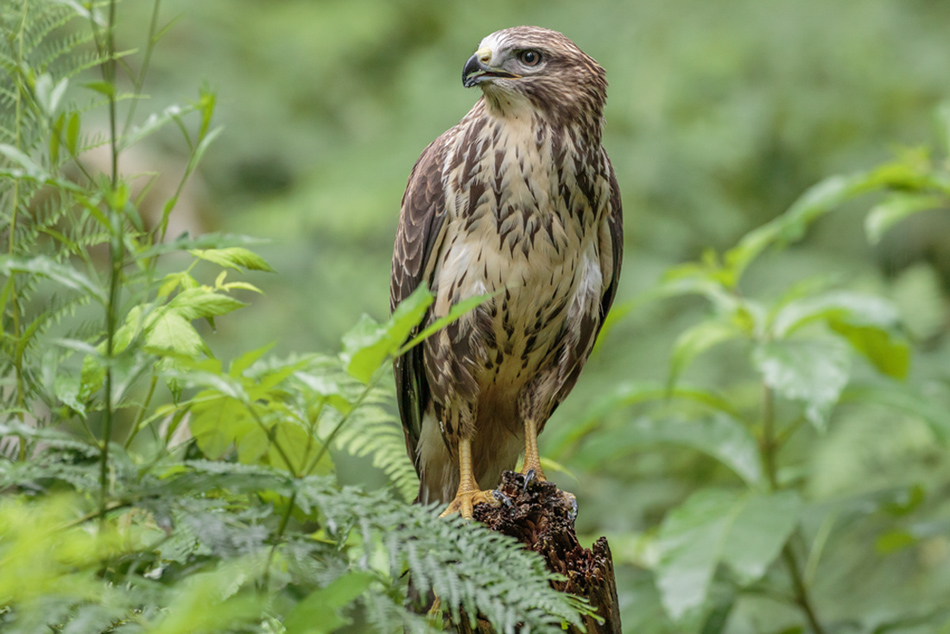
top-left (462, 26), bottom-right (607, 127)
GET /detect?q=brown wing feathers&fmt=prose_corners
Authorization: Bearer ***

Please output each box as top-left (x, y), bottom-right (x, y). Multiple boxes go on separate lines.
top-left (391, 136), bottom-right (450, 478)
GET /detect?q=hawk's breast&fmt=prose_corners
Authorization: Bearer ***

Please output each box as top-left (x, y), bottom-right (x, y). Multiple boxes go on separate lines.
top-left (428, 114), bottom-right (606, 407)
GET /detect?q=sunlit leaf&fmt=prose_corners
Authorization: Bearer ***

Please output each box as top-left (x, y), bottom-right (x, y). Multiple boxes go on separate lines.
top-left (752, 338), bottom-right (851, 431)
top-left (169, 288), bottom-right (247, 320)
top-left (828, 322), bottom-right (909, 379)
top-left (770, 291), bottom-right (900, 339)
top-left (189, 247), bottom-right (275, 272)
top-left (341, 285), bottom-right (433, 383)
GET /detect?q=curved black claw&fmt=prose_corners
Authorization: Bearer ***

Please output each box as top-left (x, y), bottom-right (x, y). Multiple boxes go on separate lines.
top-left (522, 469), bottom-right (536, 493)
top-left (492, 489), bottom-right (513, 508)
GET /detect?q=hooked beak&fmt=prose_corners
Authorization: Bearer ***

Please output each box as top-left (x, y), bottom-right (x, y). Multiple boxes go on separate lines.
top-left (462, 47), bottom-right (520, 88)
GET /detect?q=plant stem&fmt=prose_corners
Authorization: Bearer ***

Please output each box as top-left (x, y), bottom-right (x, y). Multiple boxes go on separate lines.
top-left (98, 0), bottom-right (122, 517)
top-left (262, 490), bottom-right (297, 590)
top-left (124, 373), bottom-right (158, 449)
top-left (760, 383), bottom-right (826, 634)
top-left (8, 1), bottom-right (29, 461)
top-left (782, 544), bottom-right (826, 634)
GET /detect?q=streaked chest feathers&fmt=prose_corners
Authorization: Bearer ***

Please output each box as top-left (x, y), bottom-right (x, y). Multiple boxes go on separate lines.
top-left (429, 112), bottom-right (609, 396)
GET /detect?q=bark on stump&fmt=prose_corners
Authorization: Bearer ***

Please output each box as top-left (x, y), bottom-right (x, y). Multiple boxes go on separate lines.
top-left (460, 470), bottom-right (623, 633)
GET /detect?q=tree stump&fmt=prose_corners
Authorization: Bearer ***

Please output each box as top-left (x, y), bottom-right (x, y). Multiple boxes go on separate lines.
top-left (461, 470), bottom-right (623, 633)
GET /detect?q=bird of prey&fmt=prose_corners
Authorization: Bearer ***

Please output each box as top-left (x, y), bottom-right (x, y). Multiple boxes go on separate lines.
top-left (391, 26), bottom-right (623, 518)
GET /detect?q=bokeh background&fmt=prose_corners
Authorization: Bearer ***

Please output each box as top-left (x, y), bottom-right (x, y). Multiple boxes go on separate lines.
top-left (114, 0), bottom-right (950, 630)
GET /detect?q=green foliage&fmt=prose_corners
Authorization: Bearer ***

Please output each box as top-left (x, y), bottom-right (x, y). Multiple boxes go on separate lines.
top-left (557, 105), bottom-right (950, 632)
top-left (0, 3), bottom-right (590, 632)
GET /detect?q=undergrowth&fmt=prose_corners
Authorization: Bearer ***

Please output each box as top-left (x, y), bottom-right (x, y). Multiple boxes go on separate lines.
top-left (0, 2), bottom-right (589, 632)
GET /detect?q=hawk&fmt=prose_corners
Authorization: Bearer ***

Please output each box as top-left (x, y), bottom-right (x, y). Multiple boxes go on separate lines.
top-left (391, 26), bottom-right (623, 518)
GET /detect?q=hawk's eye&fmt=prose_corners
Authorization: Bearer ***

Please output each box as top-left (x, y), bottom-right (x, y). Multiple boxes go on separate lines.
top-left (519, 50), bottom-right (542, 67)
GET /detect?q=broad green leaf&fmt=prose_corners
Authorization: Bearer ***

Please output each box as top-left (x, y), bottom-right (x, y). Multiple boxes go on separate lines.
top-left (146, 311), bottom-right (206, 356)
top-left (342, 285), bottom-right (433, 382)
top-left (655, 489), bottom-right (800, 621)
top-left (768, 290), bottom-right (909, 378)
top-left (229, 343), bottom-right (276, 377)
top-left (770, 291), bottom-right (900, 339)
top-left (668, 320), bottom-right (744, 391)
top-left (189, 247), bottom-right (275, 272)
top-left (168, 288), bottom-right (246, 320)
top-left (752, 338), bottom-right (851, 431)
top-left (575, 414), bottom-right (762, 486)
top-left (399, 291), bottom-right (494, 354)
top-left (189, 396), bottom-right (255, 459)
top-left (865, 192), bottom-right (945, 245)
top-left (828, 322), bottom-right (909, 379)
top-left (268, 421), bottom-right (332, 476)
top-left (340, 314), bottom-right (393, 384)
top-left (283, 572), bottom-right (375, 634)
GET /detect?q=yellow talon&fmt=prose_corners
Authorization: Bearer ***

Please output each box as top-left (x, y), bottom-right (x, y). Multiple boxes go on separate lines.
top-left (440, 435), bottom-right (501, 519)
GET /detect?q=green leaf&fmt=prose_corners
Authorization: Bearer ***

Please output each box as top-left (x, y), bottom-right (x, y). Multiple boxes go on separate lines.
top-left (190, 395), bottom-right (255, 459)
top-left (725, 173), bottom-right (881, 285)
top-left (752, 338), bottom-right (851, 431)
top-left (655, 489), bottom-right (800, 621)
top-left (828, 322), bottom-right (909, 379)
top-left (0, 255), bottom-right (106, 303)
top-left (189, 247), bottom-right (275, 272)
top-left (0, 144), bottom-right (50, 181)
top-left (399, 291), bottom-right (494, 354)
top-left (284, 572), bottom-right (375, 634)
top-left (146, 310), bottom-right (206, 356)
top-left (229, 343), bottom-right (276, 377)
top-left (83, 81), bottom-right (115, 97)
top-left (121, 103), bottom-right (194, 150)
top-left (768, 290), bottom-right (909, 378)
top-left (342, 285), bottom-right (432, 383)
top-left (66, 112), bottom-right (80, 156)
top-left (168, 288), bottom-right (247, 320)
top-left (770, 291), bottom-right (900, 339)
top-left (865, 192), bottom-right (945, 245)
top-left (575, 414), bottom-right (762, 486)
top-left (668, 320), bottom-right (744, 391)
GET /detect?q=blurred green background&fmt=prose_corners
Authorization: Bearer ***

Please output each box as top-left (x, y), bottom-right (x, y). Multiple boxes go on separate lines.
top-left (114, 0), bottom-right (950, 630)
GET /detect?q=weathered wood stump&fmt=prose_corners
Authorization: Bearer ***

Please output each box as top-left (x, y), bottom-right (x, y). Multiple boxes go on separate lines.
top-left (460, 470), bottom-right (623, 633)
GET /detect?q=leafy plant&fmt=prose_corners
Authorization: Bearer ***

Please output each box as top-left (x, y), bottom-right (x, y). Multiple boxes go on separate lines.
top-left (557, 105), bottom-right (950, 632)
top-left (0, 2), bottom-right (590, 632)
